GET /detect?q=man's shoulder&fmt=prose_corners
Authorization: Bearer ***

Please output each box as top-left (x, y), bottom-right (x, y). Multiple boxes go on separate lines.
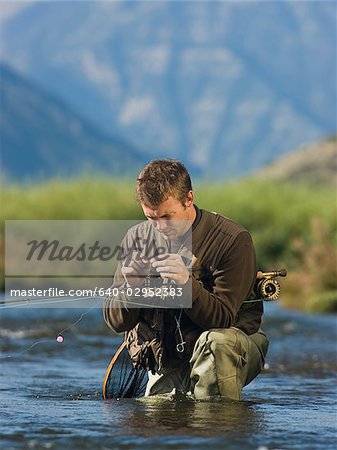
top-left (199, 208), bottom-right (248, 237)
top-left (193, 207), bottom-right (254, 264)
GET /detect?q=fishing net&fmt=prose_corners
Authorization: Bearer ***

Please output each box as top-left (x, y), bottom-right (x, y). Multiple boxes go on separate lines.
top-left (103, 341), bottom-right (148, 399)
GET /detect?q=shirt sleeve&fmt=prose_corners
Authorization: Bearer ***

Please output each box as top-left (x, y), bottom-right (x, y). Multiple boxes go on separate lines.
top-left (183, 231), bottom-right (256, 330)
top-left (102, 234), bottom-right (141, 333)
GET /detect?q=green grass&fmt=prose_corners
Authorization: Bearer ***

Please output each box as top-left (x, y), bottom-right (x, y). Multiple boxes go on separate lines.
top-left (194, 178), bottom-right (336, 268)
top-left (1, 177), bottom-right (336, 312)
top-left (1, 178), bottom-right (141, 223)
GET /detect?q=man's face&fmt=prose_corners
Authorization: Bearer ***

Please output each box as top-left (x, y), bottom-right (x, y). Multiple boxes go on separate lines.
top-left (141, 194), bottom-right (195, 239)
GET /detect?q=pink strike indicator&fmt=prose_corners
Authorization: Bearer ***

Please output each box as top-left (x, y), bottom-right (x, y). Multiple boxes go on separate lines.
top-left (56, 336), bottom-right (64, 343)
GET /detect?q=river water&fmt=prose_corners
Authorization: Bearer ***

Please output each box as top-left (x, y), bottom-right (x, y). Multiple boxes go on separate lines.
top-left (0, 302), bottom-right (336, 450)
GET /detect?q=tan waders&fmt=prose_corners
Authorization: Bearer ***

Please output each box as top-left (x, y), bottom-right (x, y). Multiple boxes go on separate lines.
top-left (145, 327), bottom-right (269, 400)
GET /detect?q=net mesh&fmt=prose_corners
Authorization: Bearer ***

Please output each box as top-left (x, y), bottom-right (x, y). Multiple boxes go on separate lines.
top-left (104, 343), bottom-right (148, 399)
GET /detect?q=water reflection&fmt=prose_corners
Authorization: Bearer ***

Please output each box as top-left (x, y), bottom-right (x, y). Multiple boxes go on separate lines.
top-left (102, 396), bottom-right (265, 437)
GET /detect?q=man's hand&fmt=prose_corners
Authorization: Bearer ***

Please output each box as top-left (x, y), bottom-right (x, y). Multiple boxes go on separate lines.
top-left (151, 253), bottom-right (190, 286)
top-left (121, 252), bottom-right (151, 287)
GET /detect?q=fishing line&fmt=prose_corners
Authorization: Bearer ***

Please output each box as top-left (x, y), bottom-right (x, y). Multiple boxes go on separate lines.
top-left (0, 287), bottom-right (174, 360)
top-left (0, 298), bottom-right (101, 360)
top-left (56, 299), bottom-right (101, 339)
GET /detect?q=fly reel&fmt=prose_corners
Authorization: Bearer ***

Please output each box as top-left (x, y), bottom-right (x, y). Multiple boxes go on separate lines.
top-left (255, 278), bottom-right (280, 301)
top-left (251, 269), bottom-right (287, 301)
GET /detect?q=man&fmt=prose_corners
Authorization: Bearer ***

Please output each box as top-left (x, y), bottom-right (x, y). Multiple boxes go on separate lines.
top-left (103, 159), bottom-right (268, 400)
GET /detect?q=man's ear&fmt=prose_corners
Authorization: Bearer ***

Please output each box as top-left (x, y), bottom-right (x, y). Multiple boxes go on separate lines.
top-left (185, 190), bottom-right (194, 207)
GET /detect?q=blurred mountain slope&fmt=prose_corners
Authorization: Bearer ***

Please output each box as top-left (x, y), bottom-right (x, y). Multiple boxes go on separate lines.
top-left (257, 136), bottom-right (337, 186)
top-left (0, 64), bottom-right (147, 180)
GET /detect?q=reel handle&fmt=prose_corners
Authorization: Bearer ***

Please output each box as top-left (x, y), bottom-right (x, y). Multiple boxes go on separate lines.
top-left (257, 269), bottom-right (287, 279)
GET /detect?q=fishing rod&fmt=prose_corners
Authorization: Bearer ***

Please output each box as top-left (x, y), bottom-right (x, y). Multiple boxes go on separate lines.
top-left (0, 295), bottom-right (103, 309)
top-left (1, 268), bottom-right (287, 393)
top-left (1, 268), bottom-right (287, 308)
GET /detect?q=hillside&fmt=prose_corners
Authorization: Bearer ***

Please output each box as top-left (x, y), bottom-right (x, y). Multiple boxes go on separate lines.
top-left (257, 137), bottom-right (337, 186)
top-left (1, 1), bottom-right (335, 178)
top-left (0, 64), bottom-right (146, 180)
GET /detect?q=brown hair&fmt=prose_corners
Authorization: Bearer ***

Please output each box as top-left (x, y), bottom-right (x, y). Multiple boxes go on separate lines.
top-left (136, 159), bottom-right (192, 207)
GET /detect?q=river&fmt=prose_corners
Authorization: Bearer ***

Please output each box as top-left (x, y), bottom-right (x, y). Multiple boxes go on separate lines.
top-left (0, 302), bottom-right (336, 450)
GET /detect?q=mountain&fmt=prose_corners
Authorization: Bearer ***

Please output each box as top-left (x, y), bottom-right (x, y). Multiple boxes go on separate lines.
top-left (256, 136), bottom-right (337, 186)
top-left (0, 64), bottom-right (147, 180)
top-left (0, 1), bottom-right (336, 178)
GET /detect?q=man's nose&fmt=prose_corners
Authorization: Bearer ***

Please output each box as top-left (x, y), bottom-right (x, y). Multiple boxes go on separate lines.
top-left (155, 219), bottom-right (168, 232)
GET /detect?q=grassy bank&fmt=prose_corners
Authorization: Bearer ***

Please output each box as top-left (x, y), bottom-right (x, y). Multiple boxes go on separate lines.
top-left (2, 177), bottom-right (336, 312)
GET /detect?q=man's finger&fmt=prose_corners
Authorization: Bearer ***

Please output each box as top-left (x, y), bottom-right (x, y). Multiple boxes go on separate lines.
top-left (121, 267), bottom-right (137, 274)
top-left (123, 259), bottom-right (145, 270)
top-left (150, 253), bottom-right (177, 264)
top-left (152, 258), bottom-right (179, 268)
top-left (160, 272), bottom-right (189, 286)
top-left (154, 265), bottom-right (180, 274)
